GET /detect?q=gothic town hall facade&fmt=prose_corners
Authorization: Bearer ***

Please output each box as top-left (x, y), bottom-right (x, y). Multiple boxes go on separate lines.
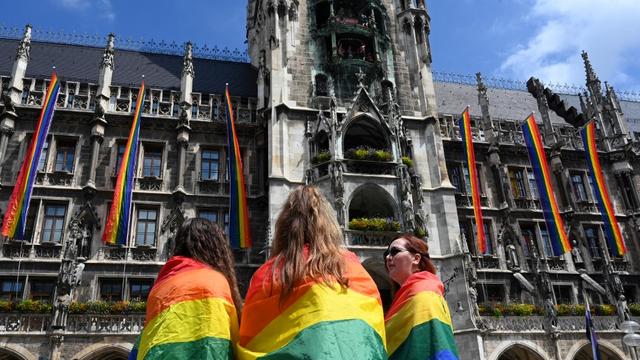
top-left (0, 1), bottom-right (639, 359)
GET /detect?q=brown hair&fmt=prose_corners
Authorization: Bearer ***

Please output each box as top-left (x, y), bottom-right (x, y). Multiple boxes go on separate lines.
top-left (271, 185), bottom-right (348, 301)
top-left (173, 218), bottom-right (242, 317)
top-left (389, 233), bottom-right (437, 275)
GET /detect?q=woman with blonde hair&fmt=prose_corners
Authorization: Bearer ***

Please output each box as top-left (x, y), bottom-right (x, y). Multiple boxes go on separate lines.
top-left (384, 234), bottom-right (459, 360)
top-left (237, 185), bottom-right (386, 359)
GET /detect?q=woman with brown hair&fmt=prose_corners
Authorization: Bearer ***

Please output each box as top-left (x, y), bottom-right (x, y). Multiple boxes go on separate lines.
top-left (236, 185), bottom-right (386, 360)
top-left (384, 234), bottom-right (459, 360)
top-left (129, 218), bottom-right (241, 360)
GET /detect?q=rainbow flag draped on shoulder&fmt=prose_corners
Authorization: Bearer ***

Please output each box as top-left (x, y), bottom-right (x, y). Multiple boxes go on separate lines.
top-left (458, 107), bottom-right (486, 254)
top-left (129, 256), bottom-right (239, 360)
top-left (521, 115), bottom-right (571, 256)
top-left (385, 271), bottom-right (458, 360)
top-left (225, 84), bottom-right (252, 248)
top-left (581, 121), bottom-right (626, 256)
top-left (2, 71), bottom-right (60, 239)
top-left (237, 252), bottom-right (386, 360)
top-left (103, 82), bottom-right (145, 245)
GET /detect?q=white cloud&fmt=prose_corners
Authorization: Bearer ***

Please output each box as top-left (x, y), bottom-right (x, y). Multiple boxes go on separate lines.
top-left (499, 0), bottom-right (640, 89)
top-left (98, 0), bottom-right (115, 21)
top-left (55, 0), bottom-right (115, 22)
top-left (58, 0), bottom-right (89, 10)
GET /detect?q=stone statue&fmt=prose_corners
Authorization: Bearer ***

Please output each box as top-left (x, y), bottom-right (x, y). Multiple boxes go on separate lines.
top-left (1, 91), bottom-right (15, 115)
top-left (330, 161), bottom-right (344, 196)
top-left (570, 240), bottom-right (584, 269)
top-left (52, 293), bottom-right (72, 329)
top-left (505, 244), bottom-right (520, 271)
top-left (100, 33), bottom-right (115, 70)
top-left (414, 208), bottom-right (427, 235)
top-left (544, 295), bottom-right (558, 329)
top-left (402, 197), bottom-right (415, 230)
top-left (72, 263), bottom-right (84, 287)
top-left (182, 42), bottom-right (195, 77)
top-left (16, 25), bottom-right (32, 61)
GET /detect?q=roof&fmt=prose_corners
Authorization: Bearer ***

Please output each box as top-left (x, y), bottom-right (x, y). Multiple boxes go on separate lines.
top-left (0, 38), bottom-right (258, 98)
top-left (434, 81), bottom-right (640, 132)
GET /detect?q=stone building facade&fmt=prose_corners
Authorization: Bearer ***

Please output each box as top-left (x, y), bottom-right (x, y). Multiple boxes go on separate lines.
top-left (0, 0), bottom-right (638, 359)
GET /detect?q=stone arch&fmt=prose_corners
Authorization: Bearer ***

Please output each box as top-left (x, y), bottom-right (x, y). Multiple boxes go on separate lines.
top-left (0, 344), bottom-right (36, 360)
top-left (489, 341), bottom-right (550, 360)
top-left (343, 114), bottom-right (391, 155)
top-left (565, 339), bottom-right (627, 360)
top-left (362, 257), bottom-right (393, 312)
top-left (72, 343), bottom-right (132, 360)
top-left (347, 183), bottom-right (398, 222)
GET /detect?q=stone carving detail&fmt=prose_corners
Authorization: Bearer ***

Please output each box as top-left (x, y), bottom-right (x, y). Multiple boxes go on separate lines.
top-left (161, 204), bottom-right (185, 258)
top-left (182, 42), bottom-right (195, 77)
top-left (16, 25), bottom-right (31, 61)
top-left (100, 33), bottom-right (115, 69)
top-left (329, 161), bottom-right (345, 226)
top-left (137, 177), bottom-right (163, 191)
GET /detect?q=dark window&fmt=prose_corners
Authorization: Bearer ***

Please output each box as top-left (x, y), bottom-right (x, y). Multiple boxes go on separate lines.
top-left (42, 204), bottom-right (66, 243)
top-left (198, 209), bottom-right (218, 224)
top-left (624, 285), bottom-right (637, 303)
top-left (29, 279), bottom-right (55, 303)
top-left (135, 208), bottom-right (157, 246)
top-left (540, 226), bottom-right (553, 257)
top-left (37, 139), bottom-right (49, 171)
top-left (224, 212), bottom-right (230, 235)
top-left (571, 172), bottom-right (589, 202)
top-left (0, 279), bottom-right (24, 301)
top-left (583, 225), bottom-right (603, 259)
top-left (553, 284), bottom-right (574, 304)
top-left (448, 163), bottom-right (464, 194)
top-left (618, 174), bottom-right (639, 210)
top-left (201, 150), bottom-right (220, 181)
top-left (519, 223), bottom-right (535, 257)
top-left (54, 141), bottom-right (75, 172)
top-left (472, 220), bottom-right (493, 254)
top-left (460, 221), bottom-right (475, 255)
top-left (477, 283), bottom-right (505, 303)
top-left (115, 143), bottom-right (126, 173)
top-left (527, 170), bottom-right (539, 199)
top-left (142, 146), bottom-right (162, 177)
top-left (129, 279), bottom-right (153, 301)
top-left (100, 279), bottom-right (123, 302)
top-left (509, 168), bottom-right (527, 198)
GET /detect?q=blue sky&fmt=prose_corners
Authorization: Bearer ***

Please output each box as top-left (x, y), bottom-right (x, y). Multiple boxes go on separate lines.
top-left (2, 0), bottom-right (639, 90)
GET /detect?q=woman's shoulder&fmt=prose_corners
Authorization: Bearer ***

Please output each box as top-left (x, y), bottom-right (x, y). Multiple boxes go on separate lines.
top-left (404, 271), bottom-right (445, 295)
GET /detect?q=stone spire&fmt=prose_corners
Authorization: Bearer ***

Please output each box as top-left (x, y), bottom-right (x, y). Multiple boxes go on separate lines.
top-left (100, 33), bottom-right (115, 70)
top-left (16, 24), bottom-right (32, 61)
top-left (581, 51), bottom-right (602, 99)
top-left (182, 42), bottom-right (195, 78)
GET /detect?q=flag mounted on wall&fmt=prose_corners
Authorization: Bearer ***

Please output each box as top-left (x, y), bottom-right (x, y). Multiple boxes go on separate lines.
top-left (102, 82), bottom-right (145, 245)
top-left (458, 107), bottom-right (486, 254)
top-left (581, 121), bottom-right (626, 256)
top-left (2, 71), bottom-right (60, 239)
top-left (521, 114), bottom-right (572, 256)
top-left (225, 84), bottom-right (252, 249)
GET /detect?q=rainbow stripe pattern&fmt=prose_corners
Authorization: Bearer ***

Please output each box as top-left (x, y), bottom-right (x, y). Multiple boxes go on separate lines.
top-left (102, 82), bottom-right (145, 245)
top-left (522, 115), bottom-right (571, 256)
top-left (237, 252), bottom-right (386, 360)
top-left (581, 121), bottom-right (626, 256)
top-left (2, 72), bottom-right (60, 239)
top-left (458, 107), bottom-right (486, 253)
top-left (385, 271), bottom-right (459, 360)
top-left (225, 84), bottom-right (252, 248)
top-left (129, 256), bottom-right (238, 359)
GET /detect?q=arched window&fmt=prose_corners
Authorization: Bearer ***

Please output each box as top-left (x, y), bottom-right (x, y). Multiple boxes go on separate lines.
top-left (348, 184), bottom-right (396, 220)
top-left (498, 345), bottom-right (545, 360)
top-left (343, 116), bottom-right (390, 154)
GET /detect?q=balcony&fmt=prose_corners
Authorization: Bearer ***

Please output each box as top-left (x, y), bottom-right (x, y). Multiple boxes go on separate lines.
top-left (99, 247), bottom-right (159, 262)
top-left (136, 176), bottom-right (163, 191)
top-left (344, 159), bottom-right (396, 175)
top-left (480, 315), bottom-right (622, 333)
top-left (1, 243), bottom-right (62, 259)
top-left (514, 198), bottom-right (541, 210)
top-left (474, 255), bottom-right (500, 270)
top-left (455, 194), bottom-right (489, 208)
top-left (0, 313), bottom-right (145, 334)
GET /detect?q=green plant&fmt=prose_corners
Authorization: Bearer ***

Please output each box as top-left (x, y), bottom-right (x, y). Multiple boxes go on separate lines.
top-left (414, 227), bottom-right (427, 238)
top-left (629, 303), bottom-right (640, 316)
top-left (507, 303), bottom-right (536, 316)
top-left (129, 301), bottom-right (147, 313)
top-left (595, 304), bottom-right (616, 316)
top-left (402, 156), bottom-right (413, 168)
top-left (69, 302), bottom-right (88, 314)
top-left (311, 150), bottom-right (331, 164)
top-left (0, 300), bottom-right (14, 313)
top-left (15, 300), bottom-right (51, 314)
top-left (555, 303), bottom-right (572, 316)
top-left (348, 217), bottom-right (400, 232)
top-left (345, 147), bottom-right (393, 162)
top-left (373, 150), bottom-right (392, 162)
top-left (87, 301), bottom-right (111, 315)
top-left (110, 301), bottom-right (130, 314)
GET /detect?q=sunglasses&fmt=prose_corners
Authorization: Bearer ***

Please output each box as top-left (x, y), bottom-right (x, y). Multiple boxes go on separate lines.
top-left (383, 247), bottom-right (410, 259)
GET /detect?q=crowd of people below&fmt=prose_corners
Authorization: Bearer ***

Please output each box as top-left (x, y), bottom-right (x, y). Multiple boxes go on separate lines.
top-left (129, 185), bottom-right (460, 360)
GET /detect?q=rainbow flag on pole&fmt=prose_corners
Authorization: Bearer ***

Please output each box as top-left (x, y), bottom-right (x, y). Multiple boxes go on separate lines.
top-left (458, 107), bottom-right (486, 254)
top-left (225, 84), bottom-right (252, 248)
top-left (385, 271), bottom-right (459, 360)
top-left (522, 114), bottom-right (571, 256)
top-left (2, 71), bottom-right (60, 239)
top-left (581, 121), bottom-right (626, 256)
top-left (102, 82), bottom-right (145, 245)
top-left (129, 256), bottom-right (239, 359)
top-left (236, 252), bottom-right (386, 359)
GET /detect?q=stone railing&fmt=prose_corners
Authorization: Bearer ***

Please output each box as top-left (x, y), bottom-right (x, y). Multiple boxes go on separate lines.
top-left (343, 159), bottom-right (397, 175)
top-left (0, 313), bottom-right (50, 333)
top-left (1, 243), bottom-right (62, 259)
top-left (345, 230), bottom-right (401, 247)
top-left (481, 315), bottom-right (623, 333)
top-left (66, 314), bottom-right (145, 334)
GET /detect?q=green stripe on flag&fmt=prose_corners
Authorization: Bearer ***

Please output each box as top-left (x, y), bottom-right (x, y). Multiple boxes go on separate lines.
top-left (143, 336), bottom-right (233, 360)
top-left (259, 319), bottom-right (386, 360)
top-left (390, 319), bottom-right (459, 360)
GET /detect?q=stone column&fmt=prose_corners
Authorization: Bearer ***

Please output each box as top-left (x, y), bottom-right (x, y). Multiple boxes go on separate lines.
top-left (174, 42), bottom-right (194, 194)
top-left (7, 25), bottom-right (31, 105)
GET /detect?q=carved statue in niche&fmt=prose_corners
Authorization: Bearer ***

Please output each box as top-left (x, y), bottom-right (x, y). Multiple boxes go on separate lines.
top-left (401, 197), bottom-right (415, 230)
top-left (1, 91), bottom-right (15, 115)
top-left (414, 208), bottom-right (427, 235)
top-left (570, 240), bottom-right (584, 269)
top-left (161, 205), bottom-right (185, 259)
top-left (329, 161), bottom-right (344, 196)
top-left (52, 293), bottom-right (72, 329)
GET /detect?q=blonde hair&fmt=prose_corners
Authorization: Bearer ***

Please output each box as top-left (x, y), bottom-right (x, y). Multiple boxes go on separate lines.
top-left (271, 185), bottom-right (348, 301)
